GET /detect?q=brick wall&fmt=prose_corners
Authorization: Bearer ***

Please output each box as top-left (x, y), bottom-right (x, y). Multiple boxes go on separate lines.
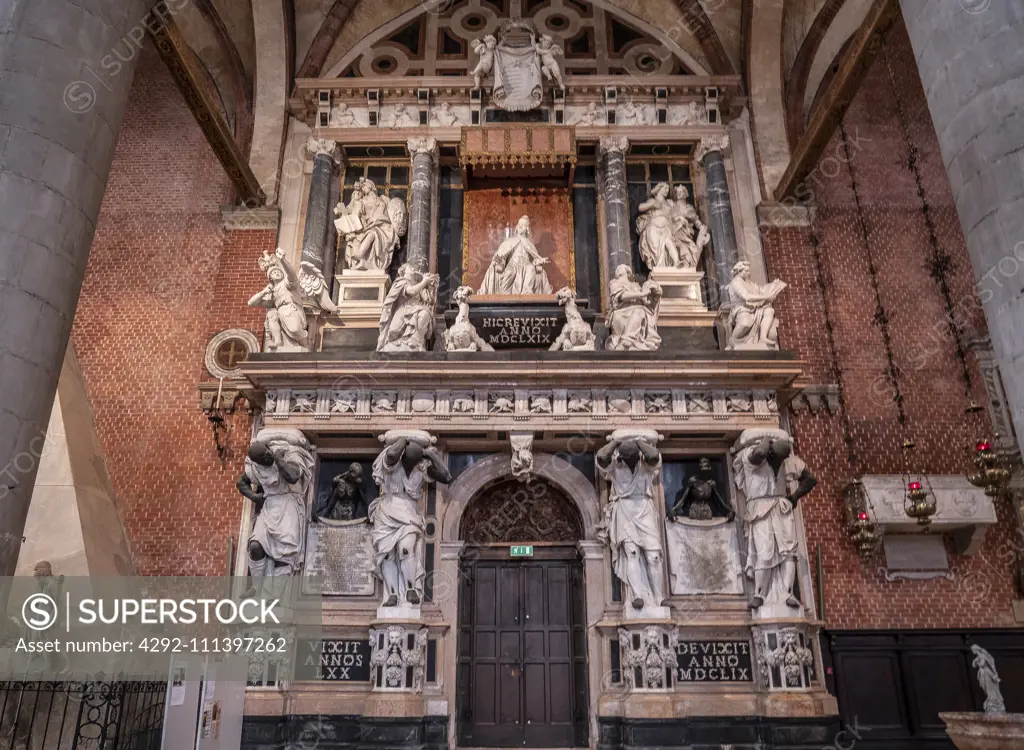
top-left (70, 46), bottom-right (272, 576)
top-left (764, 22), bottom-right (1019, 629)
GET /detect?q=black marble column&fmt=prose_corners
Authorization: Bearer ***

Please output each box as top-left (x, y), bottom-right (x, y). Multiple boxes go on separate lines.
top-left (407, 137), bottom-right (438, 274)
top-left (698, 136), bottom-right (739, 307)
top-left (301, 138), bottom-right (339, 278)
top-left (599, 136), bottom-right (633, 272)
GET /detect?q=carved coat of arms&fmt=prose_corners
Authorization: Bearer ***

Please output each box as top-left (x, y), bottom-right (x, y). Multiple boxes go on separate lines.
top-left (491, 20), bottom-right (544, 111)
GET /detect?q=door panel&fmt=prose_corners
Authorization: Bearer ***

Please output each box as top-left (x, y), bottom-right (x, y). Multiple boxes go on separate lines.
top-left (458, 554), bottom-right (588, 747)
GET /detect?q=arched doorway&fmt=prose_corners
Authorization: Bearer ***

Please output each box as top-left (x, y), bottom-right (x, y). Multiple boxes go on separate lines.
top-left (456, 477), bottom-right (589, 748)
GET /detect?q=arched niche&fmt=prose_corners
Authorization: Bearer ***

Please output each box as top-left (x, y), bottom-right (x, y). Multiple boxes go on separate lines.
top-left (441, 452), bottom-right (600, 543)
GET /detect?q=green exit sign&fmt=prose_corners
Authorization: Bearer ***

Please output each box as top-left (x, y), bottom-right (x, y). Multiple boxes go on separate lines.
top-left (510, 545), bottom-right (534, 557)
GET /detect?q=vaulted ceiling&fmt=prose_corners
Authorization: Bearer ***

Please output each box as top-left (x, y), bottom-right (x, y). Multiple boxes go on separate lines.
top-left (162, 0), bottom-right (889, 201)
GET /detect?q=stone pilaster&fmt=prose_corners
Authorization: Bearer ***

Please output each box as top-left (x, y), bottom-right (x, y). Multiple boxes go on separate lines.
top-left (697, 135), bottom-right (739, 308)
top-left (301, 138), bottom-right (340, 277)
top-left (407, 137), bottom-right (439, 274)
top-left (899, 0), bottom-right (1024, 458)
top-left (599, 136), bottom-right (632, 272)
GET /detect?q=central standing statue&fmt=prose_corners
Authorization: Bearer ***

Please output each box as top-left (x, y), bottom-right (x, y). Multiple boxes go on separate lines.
top-left (478, 215), bottom-right (553, 295)
top-left (597, 431), bottom-right (666, 612)
top-left (370, 431), bottom-right (452, 607)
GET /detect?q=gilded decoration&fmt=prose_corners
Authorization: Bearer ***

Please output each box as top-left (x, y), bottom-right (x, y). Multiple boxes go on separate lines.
top-left (460, 126), bottom-right (576, 171)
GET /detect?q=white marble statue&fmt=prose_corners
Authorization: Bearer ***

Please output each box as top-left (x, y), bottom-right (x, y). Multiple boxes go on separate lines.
top-left (299, 261), bottom-right (338, 314)
top-left (370, 430), bottom-right (452, 607)
top-left (478, 215), bottom-right (553, 295)
top-left (605, 265), bottom-right (662, 351)
top-left (570, 102), bottom-right (604, 126)
top-left (672, 101), bottom-right (707, 125)
top-left (236, 428), bottom-right (315, 589)
top-left (386, 103), bottom-right (416, 129)
top-left (636, 183), bottom-right (710, 270)
top-left (619, 101), bottom-right (653, 125)
top-left (536, 34), bottom-right (564, 87)
top-left (430, 102), bottom-right (461, 127)
top-left (971, 645), bottom-right (1006, 714)
top-left (470, 35), bottom-right (497, 88)
top-left (549, 287), bottom-right (596, 351)
top-left (726, 261), bottom-right (787, 350)
top-left (489, 21), bottom-right (546, 110)
top-left (510, 433), bottom-right (534, 481)
top-left (732, 429), bottom-right (817, 610)
top-left (445, 286), bottom-right (494, 352)
top-left (330, 102), bottom-right (361, 127)
top-left (377, 264), bottom-right (439, 353)
top-left (335, 177), bottom-right (408, 272)
top-left (249, 248), bottom-right (309, 352)
top-left (597, 430), bottom-right (666, 612)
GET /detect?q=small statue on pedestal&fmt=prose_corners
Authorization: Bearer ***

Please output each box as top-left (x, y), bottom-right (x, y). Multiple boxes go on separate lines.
top-left (597, 431), bottom-right (666, 612)
top-left (445, 286), bottom-right (494, 352)
top-left (377, 264), bottom-right (439, 353)
top-left (370, 431), bottom-right (452, 607)
top-left (971, 645), bottom-right (1006, 714)
top-left (549, 287), bottom-right (596, 351)
top-left (249, 248), bottom-right (309, 352)
top-left (334, 177), bottom-right (408, 272)
top-left (669, 458), bottom-right (734, 521)
top-left (732, 429), bottom-right (817, 609)
top-left (605, 266), bottom-right (662, 351)
top-left (313, 463), bottom-right (366, 522)
top-left (726, 261), bottom-right (787, 350)
top-left (637, 183), bottom-right (710, 270)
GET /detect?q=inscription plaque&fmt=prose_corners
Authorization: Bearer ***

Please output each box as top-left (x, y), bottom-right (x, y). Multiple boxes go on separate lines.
top-left (675, 640), bottom-right (753, 683)
top-left (296, 639), bottom-right (371, 681)
top-left (303, 519), bottom-right (375, 596)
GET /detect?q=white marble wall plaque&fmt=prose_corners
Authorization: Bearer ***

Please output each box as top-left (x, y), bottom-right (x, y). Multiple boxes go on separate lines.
top-left (303, 519), bottom-right (375, 596)
top-left (666, 518), bottom-right (744, 595)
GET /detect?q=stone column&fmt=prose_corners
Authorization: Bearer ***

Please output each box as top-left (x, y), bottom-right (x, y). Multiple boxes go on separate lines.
top-left (407, 137), bottom-right (438, 274)
top-left (599, 136), bottom-right (632, 272)
top-left (301, 138), bottom-right (340, 279)
top-left (0, 0), bottom-right (159, 578)
top-left (697, 135), bottom-right (739, 307)
top-left (899, 1), bottom-right (1024, 456)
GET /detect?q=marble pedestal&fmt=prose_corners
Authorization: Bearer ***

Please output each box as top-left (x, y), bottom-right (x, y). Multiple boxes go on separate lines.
top-left (334, 270), bottom-right (390, 322)
top-left (941, 712), bottom-right (1024, 750)
top-left (649, 267), bottom-right (707, 313)
top-left (376, 602), bottom-right (422, 621)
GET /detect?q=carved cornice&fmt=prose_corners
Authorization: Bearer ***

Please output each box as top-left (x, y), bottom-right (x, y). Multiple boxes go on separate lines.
top-left (789, 384), bottom-right (841, 415)
top-left (757, 201), bottom-right (817, 228)
top-left (149, 15), bottom-right (265, 206)
top-left (220, 205), bottom-right (280, 231)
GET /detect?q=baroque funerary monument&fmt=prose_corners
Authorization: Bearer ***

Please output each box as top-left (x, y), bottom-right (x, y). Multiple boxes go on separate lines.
top-left (3, 0), bottom-right (1024, 748)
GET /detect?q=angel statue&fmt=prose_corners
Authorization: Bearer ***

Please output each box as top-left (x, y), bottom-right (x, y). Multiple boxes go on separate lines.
top-left (549, 287), bottom-right (596, 351)
top-left (377, 263), bottom-right (439, 353)
top-left (430, 102), bottom-right (460, 127)
top-left (470, 35), bottom-right (497, 89)
top-left (726, 261), bottom-right (787, 350)
top-left (445, 286), bottom-right (494, 352)
top-left (479, 215), bottom-right (553, 295)
top-left (536, 34), bottom-right (564, 87)
top-left (570, 102), bottom-right (604, 126)
top-left (249, 248), bottom-right (308, 352)
top-left (334, 177), bottom-right (408, 272)
top-left (299, 261), bottom-right (338, 314)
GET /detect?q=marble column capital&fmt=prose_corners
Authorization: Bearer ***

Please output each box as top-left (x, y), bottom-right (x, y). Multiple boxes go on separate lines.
top-left (598, 136), bottom-right (630, 157)
top-left (696, 134), bottom-right (730, 164)
top-left (408, 136), bottom-right (439, 159)
top-left (305, 137), bottom-right (341, 165)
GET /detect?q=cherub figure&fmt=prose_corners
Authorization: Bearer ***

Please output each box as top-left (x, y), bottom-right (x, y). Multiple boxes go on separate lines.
top-left (330, 102), bottom-right (359, 127)
top-left (470, 35), bottom-right (497, 88)
top-left (619, 101), bottom-right (653, 126)
top-left (571, 102), bottom-right (604, 126)
top-left (430, 101), bottom-right (460, 127)
top-left (536, 34), bottom-right (564, 87)
top-left (387, 103), bottom-right (416, 129)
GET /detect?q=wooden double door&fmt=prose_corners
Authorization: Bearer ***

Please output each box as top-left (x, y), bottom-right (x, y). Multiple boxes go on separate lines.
top-left (457, 547), bottom-right (589, 747)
